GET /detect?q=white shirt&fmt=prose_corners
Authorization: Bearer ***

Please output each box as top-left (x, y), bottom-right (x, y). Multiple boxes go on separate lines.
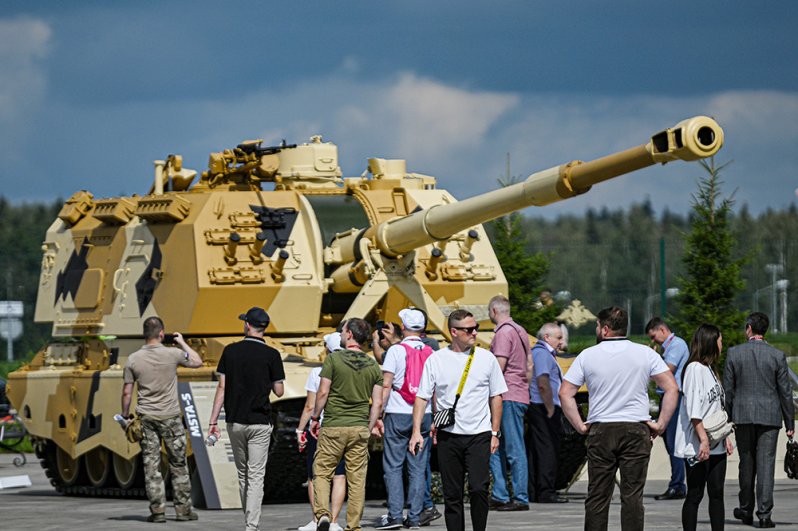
top-left (563, 338), bottom-right (669, 423)
top-left (304, 366), bottom-right (325, 423)
top-left (382, 337), bottom-right (432, 415)
top-left (417, 346), bottom-right (508, 435)
top-left (674, 362), bottom-right (728, 458)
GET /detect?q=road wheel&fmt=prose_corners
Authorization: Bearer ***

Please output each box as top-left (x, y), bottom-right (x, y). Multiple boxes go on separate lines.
top-left (55, 446), bottom-right (84, 487)
top-left (85, 447), bottom-right (112, 487)
top-left (112, 453), bottom-right (142, 489)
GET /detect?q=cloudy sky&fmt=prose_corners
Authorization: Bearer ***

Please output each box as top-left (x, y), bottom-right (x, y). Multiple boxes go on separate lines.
top-left (2, 1), bottom-right (796, 219)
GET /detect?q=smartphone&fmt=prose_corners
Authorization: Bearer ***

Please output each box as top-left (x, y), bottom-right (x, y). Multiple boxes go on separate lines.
top-left (162, 333), bottom-right (177, 344)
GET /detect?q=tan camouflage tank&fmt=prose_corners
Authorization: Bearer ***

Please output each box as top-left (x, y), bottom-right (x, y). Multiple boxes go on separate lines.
top-left (6, 116), bottom-right (723, 505)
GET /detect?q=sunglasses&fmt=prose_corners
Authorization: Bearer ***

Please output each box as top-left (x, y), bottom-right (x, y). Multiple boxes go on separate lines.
top-left (451, 325), bottom-right (479, 334)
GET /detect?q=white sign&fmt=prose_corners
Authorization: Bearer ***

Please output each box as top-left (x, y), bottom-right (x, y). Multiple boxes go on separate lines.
top-left (0, 319), bottom-right (23, 341)
top-left (0, 301), bottom-right (23, 319)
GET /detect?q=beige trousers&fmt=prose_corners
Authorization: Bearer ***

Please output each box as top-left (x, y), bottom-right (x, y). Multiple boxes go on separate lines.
top-left (228, 422), bottom-right (273, 531)
top-left (313, 425), bottom-right (370, 531)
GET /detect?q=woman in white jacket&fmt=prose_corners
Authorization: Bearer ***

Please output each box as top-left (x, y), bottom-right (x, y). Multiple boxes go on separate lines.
top-left (674, 324), bottom-right (734, 531)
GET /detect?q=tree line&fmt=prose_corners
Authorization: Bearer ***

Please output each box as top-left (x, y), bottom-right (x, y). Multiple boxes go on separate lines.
top-left (0, 197), bottom-right (63, 359)
top-left (490, 161), bottom-right (798, 345)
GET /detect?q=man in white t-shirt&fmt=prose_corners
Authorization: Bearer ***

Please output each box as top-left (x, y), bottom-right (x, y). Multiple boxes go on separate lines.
top-left (559, 306), bottom-right (678, 531)
top-left (409, 309), bottom-right (507, 531)
top-left (377, 309), bottom-right (434, 530)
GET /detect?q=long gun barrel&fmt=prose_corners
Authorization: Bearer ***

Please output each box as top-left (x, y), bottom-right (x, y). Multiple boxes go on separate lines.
top-left (362, 116), bottom-right (722, 258)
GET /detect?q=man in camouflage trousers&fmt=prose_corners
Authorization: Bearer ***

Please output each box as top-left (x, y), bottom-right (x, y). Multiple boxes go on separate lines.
top-left (122, 316), bottom-right (204, 523)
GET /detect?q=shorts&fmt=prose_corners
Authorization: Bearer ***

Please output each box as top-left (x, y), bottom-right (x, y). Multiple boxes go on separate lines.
top-left (306, 428), bottom-right (345, 479)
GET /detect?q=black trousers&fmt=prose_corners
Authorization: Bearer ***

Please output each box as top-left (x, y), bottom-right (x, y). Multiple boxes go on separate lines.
top-left (585, 422), bottom-right (652, 531)
top-left (735, 424), bottom-right (779, 520)
top-left (436, 430), bottom-right (491, 531)
top-left (526, 403), bottom-right (563, 501)
top-left (682, 453), bottom-right (727, 531)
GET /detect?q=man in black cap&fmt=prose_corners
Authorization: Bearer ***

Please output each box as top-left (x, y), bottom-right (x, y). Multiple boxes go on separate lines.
top-left (208, 307), bottom-right (286, 531)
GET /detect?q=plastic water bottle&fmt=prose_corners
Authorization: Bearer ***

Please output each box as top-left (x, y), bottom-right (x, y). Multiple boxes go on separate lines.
top-left (113, 414), bottom-right (128, 429)
top-left (206, 434), bottom-right (218, 446)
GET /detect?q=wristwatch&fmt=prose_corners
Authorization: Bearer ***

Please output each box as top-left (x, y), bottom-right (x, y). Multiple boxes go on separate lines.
top-left (491, 430), bottom-right (501, 438)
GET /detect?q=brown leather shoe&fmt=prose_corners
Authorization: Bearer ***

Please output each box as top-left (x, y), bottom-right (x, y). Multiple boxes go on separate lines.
top-left (488, 498), bottom-right (509, 510)
top-left (538, 495), bottom-right (569, 503)
top-left (496, 501), bottom-right (529, 511)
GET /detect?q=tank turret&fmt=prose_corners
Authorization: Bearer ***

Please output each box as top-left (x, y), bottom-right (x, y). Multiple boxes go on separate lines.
top-left (7, 116), bottom-right (722, 505)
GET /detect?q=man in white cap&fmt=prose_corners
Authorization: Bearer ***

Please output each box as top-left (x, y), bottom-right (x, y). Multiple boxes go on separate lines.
top-left (375, 308), bottom-right (435, 530)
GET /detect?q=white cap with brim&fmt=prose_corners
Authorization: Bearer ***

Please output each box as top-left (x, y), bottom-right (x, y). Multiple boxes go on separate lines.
top-left (324, 332), bottom-right (342, 352)
top-left (399, 308), bottom-right (425, 331)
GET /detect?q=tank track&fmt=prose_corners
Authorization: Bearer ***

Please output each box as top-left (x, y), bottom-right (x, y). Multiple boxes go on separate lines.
top-left (34, 439), bottom-right (151, 499)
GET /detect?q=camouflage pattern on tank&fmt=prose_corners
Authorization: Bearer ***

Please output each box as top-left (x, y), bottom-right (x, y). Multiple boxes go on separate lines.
top-left (6, 117), bottom-right (724, 502)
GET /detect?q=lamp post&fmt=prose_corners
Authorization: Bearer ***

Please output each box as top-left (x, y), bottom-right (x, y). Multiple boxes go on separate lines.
top-left (765, 264), bottom-right (784, 333)
top-left (645, 287), bottom-right (680, 325)
top-left (777, 279), bottom-right (789, 333)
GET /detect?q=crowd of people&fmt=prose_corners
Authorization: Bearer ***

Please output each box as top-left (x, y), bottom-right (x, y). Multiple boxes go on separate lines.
top-left (119, 303), bottom-right (795, 531)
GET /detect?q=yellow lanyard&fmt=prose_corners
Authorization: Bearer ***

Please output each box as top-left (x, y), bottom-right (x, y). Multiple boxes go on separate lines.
top-left (455, 346), bottom-right (476, 398)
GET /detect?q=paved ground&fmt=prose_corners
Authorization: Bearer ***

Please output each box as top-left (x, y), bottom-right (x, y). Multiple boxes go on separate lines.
top-left (2, 451), bottom-right (798, 530)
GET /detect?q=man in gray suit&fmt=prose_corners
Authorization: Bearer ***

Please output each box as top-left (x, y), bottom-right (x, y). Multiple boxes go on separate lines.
top-left (724, 312), bottom-right (795, 528)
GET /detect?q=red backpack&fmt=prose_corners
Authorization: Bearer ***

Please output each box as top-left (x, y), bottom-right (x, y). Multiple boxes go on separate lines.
top-left (397, 342), bottom-right (434, 404)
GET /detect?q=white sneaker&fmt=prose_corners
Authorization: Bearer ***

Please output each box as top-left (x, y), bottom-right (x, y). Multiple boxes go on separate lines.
top-left (329, 524), bottom-right (344, 531)
top-left (298, 520), bottom-right (317, 531)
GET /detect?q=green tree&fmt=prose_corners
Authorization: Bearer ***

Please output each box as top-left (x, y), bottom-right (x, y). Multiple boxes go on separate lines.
top-left (674, 158), bottom-right (747, 350)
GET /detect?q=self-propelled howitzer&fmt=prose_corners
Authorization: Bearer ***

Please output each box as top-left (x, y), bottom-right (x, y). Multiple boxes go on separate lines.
top-left (7, 116), bottom-right (722, 505)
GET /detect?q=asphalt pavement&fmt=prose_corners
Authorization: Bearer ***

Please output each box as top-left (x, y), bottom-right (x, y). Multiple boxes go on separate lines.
top-left (2, 450), bottom-right (798, 530)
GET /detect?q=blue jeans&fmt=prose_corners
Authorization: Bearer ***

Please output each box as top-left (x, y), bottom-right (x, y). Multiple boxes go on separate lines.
top-left (661, 394), bottom-right (686, 492)
top-left (384, 412), bottom-right (431, 525)
top-left (424, 453), bottom-right (433, 509)
top-left (489, 400), bottom-right (529, 504)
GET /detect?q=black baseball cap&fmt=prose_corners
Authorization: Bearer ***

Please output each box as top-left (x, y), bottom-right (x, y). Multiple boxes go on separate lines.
top-left (238, 307), bottom-right (270, 328)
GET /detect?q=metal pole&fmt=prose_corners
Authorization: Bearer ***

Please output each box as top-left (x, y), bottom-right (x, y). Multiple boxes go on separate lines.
top-left (771, 269), bottom-right (778, 333)
top-left (660, 237), bottom-right (666, 316)
top-left (781, 287), bottom-right (788, 333)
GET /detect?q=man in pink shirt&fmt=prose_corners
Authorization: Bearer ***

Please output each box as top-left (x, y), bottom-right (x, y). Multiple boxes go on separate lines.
top-left (487, 295), bottom-right (531, 511)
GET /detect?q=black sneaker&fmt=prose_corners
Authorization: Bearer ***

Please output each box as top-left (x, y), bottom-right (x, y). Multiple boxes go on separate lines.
top-left (374, 515), bottom-right (403, 530)
top-left (419, 506), bottom-right (442, 526)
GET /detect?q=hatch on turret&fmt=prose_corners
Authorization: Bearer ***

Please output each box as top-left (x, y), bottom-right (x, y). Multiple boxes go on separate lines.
top-left (276, 135), bottom-right (343, 188)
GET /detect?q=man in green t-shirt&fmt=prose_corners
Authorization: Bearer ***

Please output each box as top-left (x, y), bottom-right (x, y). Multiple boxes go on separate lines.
top-left (310, 318), bottom-right (384, 531)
